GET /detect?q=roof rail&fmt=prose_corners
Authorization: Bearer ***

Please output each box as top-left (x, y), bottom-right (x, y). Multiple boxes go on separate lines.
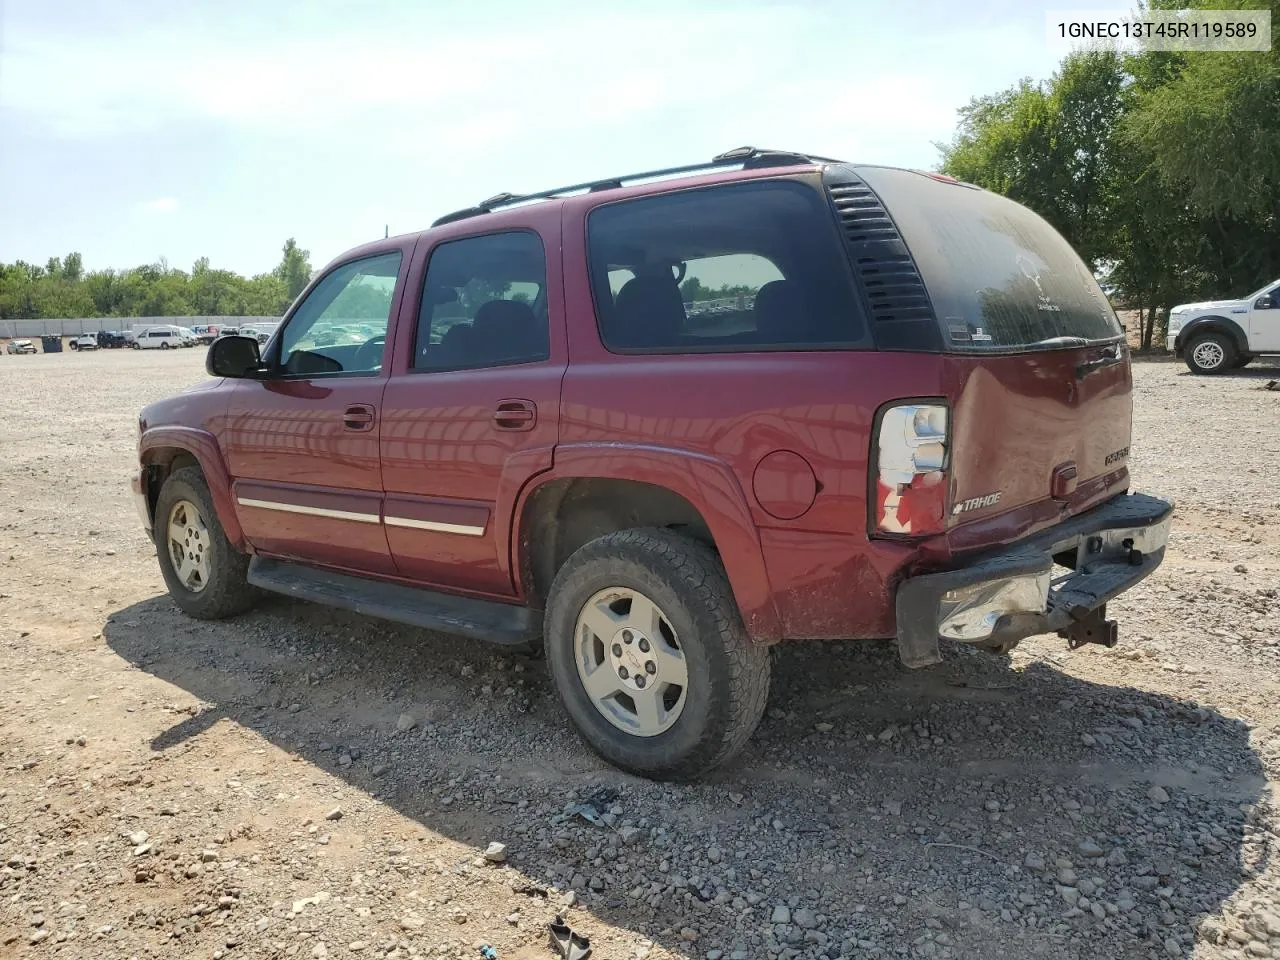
top-left (430, 147), bottom-right (840, 227)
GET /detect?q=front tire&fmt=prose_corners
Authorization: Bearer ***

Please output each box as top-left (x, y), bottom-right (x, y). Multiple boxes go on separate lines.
top-left (1185, 333), bottom-right (1236, 374)
top-left (544, 528), bottom-right (771, 780)
top-left (154, 466), bottom-right (259, 619)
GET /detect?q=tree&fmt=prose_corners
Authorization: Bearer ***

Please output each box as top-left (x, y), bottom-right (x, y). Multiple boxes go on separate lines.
top-left (940, 51), bottom-right (1125, 267)
top-left (274, 238), bottom-right (313, 303)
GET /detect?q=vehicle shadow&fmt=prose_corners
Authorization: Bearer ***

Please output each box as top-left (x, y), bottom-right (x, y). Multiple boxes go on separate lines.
top-left (106, 594), bottom-right (1267, 959)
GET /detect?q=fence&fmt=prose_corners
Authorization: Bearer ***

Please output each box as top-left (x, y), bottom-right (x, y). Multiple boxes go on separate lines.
top-left (0, 316), bottom-right (280, 338)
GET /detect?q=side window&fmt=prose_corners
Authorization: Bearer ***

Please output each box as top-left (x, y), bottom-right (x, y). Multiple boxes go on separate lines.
top-left (587, 180), bottom-right (867, 353)
top-left (414, 231), bottom-right (549, 371)
top-left (277, 251), bottom-right (402, 377)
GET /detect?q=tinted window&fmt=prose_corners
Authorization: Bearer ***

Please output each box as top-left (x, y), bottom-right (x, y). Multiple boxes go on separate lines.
top-left (415, 231), bottom-right (549, 371)
top-left (588, 180), bottom-right (867, 353)
top-left (277, 252), bottom-right (401, 376)
top-left (857, 166), bottom-right (1123, 351)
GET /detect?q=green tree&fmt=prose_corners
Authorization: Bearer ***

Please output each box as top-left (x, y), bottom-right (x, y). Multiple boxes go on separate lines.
top-left (274, 238), bottom-right (313, 303)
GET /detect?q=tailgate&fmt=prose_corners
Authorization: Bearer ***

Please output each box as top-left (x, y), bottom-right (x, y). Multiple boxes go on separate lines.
top-left (944, 345), bottom-right (1133, 547)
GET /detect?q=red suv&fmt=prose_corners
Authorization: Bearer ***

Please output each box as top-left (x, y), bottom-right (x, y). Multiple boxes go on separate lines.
top-left (133, 148), bottom-right (1173, 779)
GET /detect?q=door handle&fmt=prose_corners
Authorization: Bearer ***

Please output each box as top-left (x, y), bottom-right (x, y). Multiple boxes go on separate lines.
top-left (493, 399), bottom-right (536, 431)
top-left (343, 404), bottom-right (376, 431)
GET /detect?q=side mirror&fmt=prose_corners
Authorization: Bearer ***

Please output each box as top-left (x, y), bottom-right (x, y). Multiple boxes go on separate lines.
top-left (1256, 296), bottom-right (1276, 310)
top-left (206, 335), bottom-right (262, 378)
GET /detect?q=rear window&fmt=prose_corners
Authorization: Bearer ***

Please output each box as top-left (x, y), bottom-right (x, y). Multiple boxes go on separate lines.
top-left (588, 179), bottom-right (870, 353)
top-left (857, 166), bottom-right (1123, 351)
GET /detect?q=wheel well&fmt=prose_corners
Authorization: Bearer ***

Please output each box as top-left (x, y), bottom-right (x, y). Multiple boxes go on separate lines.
top-left (1182, 319), bottom-right (1248, 354)
top-left (141, 449), bottom-right (200, 518)
top-left (520, 478), bottom-right (717, 607)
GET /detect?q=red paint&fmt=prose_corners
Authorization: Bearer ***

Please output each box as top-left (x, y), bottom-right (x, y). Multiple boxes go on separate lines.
top-left (137, 160), bottom-right (1142, 646)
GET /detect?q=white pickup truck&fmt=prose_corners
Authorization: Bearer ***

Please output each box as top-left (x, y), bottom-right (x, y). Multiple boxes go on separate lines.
top-left (1169, 277), bottom-right (1280, 374)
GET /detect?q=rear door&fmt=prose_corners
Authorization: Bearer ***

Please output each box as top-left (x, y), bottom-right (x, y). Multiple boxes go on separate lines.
top-left (224, 247), bottom-right (410, 575)
top-left (381, 215), bottom-right (565, 598)
top-left (851, 166), bottom-right (1132, 549)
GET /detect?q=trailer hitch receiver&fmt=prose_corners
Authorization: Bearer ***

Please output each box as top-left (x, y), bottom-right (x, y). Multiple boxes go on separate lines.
top-left (1061, 604), bottom-right (1119, 650)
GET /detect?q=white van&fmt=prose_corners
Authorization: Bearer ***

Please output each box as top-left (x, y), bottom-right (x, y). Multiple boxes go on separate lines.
top-left (137, 326), bottom-right (186, 350)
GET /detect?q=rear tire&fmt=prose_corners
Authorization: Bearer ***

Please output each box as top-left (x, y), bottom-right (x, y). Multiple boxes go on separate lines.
top-left (160, 342), bottom-right (171, 350)
top-left (1185, 333), bottom-right (1236, 374)
top-left (154, 466), bottom-right (259, 619)
top-left (543, 528), bottom-right (770, 780)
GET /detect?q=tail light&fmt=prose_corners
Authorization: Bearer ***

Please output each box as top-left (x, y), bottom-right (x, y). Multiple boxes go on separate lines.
top-left (874, 403), bottom-right (949, 536)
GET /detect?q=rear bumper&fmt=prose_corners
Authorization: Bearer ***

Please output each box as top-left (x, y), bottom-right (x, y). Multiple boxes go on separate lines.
top-left (895, 492), bottom-right (1173, 667)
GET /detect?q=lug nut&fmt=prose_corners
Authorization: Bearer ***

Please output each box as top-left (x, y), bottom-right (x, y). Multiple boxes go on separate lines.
top-left (645, 661), bottom-right (656, 675)
top-left (635, 675), bottom-right (646, 689)
top-left (638, 638), bottom-right (650, 653)
top-left (618, 666), bottom-right (629, 680)
top-left (622, 630), bottom-right (633, 643)
top-left (612, 643), bottom-right (622, 657)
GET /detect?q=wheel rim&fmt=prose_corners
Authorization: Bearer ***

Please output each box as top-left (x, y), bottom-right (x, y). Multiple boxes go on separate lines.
top-left (166, 499), bottom-right (212, 593)
top-left (574, 587), bottom-right (688, 737)
top-left (1192, 340), bottom-right (1224, 370)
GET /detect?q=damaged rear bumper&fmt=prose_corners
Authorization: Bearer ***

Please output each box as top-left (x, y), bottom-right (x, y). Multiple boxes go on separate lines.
top-left (895, 492), bottom-right (1173, 668)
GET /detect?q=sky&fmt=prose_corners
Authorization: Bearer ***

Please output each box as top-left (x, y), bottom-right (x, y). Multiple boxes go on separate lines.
top-left (1, 0), bottom-right (1072, 278)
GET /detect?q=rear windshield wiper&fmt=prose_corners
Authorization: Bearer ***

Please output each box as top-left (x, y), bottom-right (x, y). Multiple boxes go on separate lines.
top-left (1027, 335), bottom-right (1090, 349)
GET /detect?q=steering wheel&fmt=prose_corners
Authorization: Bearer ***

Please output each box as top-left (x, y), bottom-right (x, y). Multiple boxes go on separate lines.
top-left (353, 334), bottom-right (386, 371)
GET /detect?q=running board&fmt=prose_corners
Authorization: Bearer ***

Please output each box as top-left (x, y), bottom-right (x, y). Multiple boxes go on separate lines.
top-left (247, 557), bottom-right (537, 647)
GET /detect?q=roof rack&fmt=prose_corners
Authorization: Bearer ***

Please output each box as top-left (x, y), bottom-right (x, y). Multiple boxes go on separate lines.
top-left (430, 147), bottom-right (841, 227)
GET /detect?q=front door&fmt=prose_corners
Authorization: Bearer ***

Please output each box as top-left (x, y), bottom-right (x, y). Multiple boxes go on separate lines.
top-left (224, 247), bottom-right (410, 575)
top-left (381, 222), bottom-right (565, 597)
top-left (1250, 283), bottom-right (1280, 352)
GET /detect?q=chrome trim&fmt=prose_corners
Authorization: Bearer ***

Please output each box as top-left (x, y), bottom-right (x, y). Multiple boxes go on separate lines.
top-left (384, 515), bottom-right (486, 537)
top-left (236, 497), bottom-right (380, 524)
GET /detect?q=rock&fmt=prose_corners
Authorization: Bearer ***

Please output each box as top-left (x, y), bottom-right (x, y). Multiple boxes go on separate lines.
top-left (1078, 838), bottom-right (1104, 858)
top-left (201, 849), bottom-right (219, 863)
top-left (1061, 887), bottom-right (1080, 906)
top-left (679, 928), bottom-right (697, 942)
top-left (1081, 733), bottom-right (1097, 746)
top-left (1165, 936), bottom-right (1182, 957)
top-left (771, 905), bottom-right (792, 924)
top-left (325, 807), bottom-right (343, 821)
top-left (127, 830), bottom-right (149, 845)
top-left (1091, 902), bottom-right (1107, 920)
top-left (1148, 785), bottom-right (1171, 805)
top-left (1024, 853), bottom-right (1045, 871)
top-left (395, 713), bottom-right (417, 732)
top-left (883, 799), bottom-right (903, 817)
top-left (349, 944), bottom-right (367, 953)
top-left (707, 846), bottom-right (723, 864)
top-left (483, 842), bottom-right (506, 863)
top-left (619, 826), bottom-right (643, 845)
top-left (794, 908), bottom-right (818, 929)
top-left (1106, 847), bottom-right (1129, 866)
top-left (1246, 941), bottom-right (1271, 957)
top-left (984, 800), bottom-right (1001, 813)
top-left (1057, 867), bottom-right (1078, 886)
top-left (399, 914), bottom-right (424, 931)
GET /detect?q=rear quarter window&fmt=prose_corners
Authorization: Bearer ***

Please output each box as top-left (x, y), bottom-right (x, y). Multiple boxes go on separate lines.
top-left (857, 166), bottom-right (1123, 351)
top-left (587, 179), bottom-right (870, 354)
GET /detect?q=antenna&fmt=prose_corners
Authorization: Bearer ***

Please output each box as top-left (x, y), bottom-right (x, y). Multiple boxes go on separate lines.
top-left (384, 224), bottom-right (389, 239)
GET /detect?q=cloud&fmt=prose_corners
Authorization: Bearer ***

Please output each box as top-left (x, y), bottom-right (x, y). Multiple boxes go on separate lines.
top-left (141, 197), bottom-right (179, 213)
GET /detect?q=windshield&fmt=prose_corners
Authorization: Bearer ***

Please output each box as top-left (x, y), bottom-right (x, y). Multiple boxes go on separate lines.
top-left (855, 166), bottom-right (1123, 352)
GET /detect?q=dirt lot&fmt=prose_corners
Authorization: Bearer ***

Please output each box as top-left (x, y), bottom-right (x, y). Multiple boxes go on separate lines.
top-left (1, 349), bottom-right (1279, 960)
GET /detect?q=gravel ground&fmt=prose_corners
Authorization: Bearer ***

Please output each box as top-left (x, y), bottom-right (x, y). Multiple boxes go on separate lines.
top-left (1, 348), bottom-right (1278, 960)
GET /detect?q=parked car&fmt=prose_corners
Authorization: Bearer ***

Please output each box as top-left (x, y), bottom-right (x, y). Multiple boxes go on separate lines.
top-left (132, 148), bottom-right (1173, 779)
top-left (97, 330), bottom-right (128, 348)
top-left (1168, 278), bottom-right (1280, 373)
top-left (70, 334), bottom-right (99, 350)
top-left (5, 338), bottom-right (36, 354)
top-left (137, 327), bottom-right (186, 349)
